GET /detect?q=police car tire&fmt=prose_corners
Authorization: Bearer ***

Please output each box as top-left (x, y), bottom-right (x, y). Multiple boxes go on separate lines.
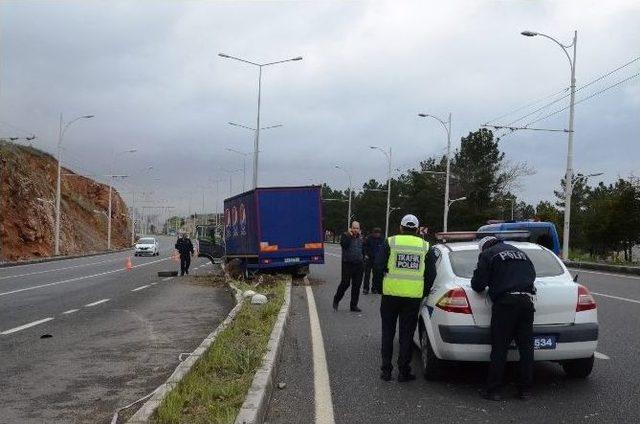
top-left (561, 355), bottom-right (594, 378)
top-left (420, 324), bottom-right (442, 380)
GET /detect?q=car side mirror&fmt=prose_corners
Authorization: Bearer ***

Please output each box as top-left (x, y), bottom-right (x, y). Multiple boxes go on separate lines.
top-left (573, 273), bottom-right (579, 283)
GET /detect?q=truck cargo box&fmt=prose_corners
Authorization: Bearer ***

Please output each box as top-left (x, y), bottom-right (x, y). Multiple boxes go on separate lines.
top-left (223, 186), bottom-right (324, 274)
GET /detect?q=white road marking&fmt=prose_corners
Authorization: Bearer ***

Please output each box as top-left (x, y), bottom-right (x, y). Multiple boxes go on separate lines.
top-left (594, 351), bottom-right (611, 360)
top-left (1, 317), bottom-right (54, 335)
top-left (0, 256), bottom-right (126, 282)
top-left (0, 257), bottom-right (169, 298)
top-left (162, 277), bottom-right (173, 281)
top-left (62, 309), bottom-right (79, 315)
top-left (592, 292), bottom-right (640, 304)
top-left (305, 285), bottom-right (336, 424)
top-left (569, 268), bottom-right (640, 281)
top-left (131, 285), bottom-right (150, 292)
top-left (84, 298), bottom-right (110, 307)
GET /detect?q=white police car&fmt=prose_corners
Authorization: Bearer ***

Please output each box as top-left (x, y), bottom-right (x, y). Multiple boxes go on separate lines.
top-left (415, 233), bottom-right (598, 380)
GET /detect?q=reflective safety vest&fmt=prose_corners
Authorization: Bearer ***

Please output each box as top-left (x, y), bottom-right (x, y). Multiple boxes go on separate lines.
top-left (383, 235), bottom-right (429, 298)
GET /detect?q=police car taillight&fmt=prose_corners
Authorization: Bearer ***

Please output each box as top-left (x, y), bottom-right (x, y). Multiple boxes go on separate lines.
top-left (576, 284), bottom-right (596, 312)
top-left (436, 287), bottom-right (472, 314)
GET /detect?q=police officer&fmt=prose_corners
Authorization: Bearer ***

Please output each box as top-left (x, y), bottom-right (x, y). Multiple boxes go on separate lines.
top-left (375, 214), bottom-right (438, 382)
top-left (175, 232), bottom-right (195, 276)
top-left (471, 236), bottom-right (537, 401)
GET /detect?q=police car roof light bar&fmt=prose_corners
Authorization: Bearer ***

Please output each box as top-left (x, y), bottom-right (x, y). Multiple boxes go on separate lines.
top-left (435, 230), bottom-right (531, 243)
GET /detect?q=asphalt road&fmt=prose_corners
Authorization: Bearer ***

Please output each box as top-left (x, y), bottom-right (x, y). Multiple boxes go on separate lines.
top-left (0, 236), bottom-right (234, 423)
top-left (266, 243), bottom-right (640, 424)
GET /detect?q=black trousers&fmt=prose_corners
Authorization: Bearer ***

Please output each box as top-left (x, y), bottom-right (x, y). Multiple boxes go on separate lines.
top-left (334, 261), bottom-right (363, 309)
top-left (363, 258), bottom-right (374, 292)
top-left (180, 254), bottom-right (191, 275)
top-left (487, 294), bottom-right (535, 393)
top-left (380, 295), bottom-right (421, 374)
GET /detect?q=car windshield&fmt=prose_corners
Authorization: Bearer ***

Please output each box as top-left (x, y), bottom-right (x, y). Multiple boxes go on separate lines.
top-left (138, 238), bottom-right (155, 244)
top-left (449, 247), bottom-right (565, 278)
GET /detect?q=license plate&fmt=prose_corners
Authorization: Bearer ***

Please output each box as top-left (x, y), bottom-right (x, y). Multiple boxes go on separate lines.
top-left (284, 257), bottom-right (300, 263)
top-left (533, 335), bottom-right (557, 350)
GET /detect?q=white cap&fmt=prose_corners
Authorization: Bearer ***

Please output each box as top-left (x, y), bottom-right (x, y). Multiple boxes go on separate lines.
top-left (400, 214), bottom-right (419, 229)
top-left (478, 236), bottom-right (497, 251)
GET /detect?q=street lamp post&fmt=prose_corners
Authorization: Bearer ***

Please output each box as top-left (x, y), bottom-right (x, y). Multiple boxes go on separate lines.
top-left (446, 196), bottom-right (467, 227)
top-left (226, 148), bottom-right (251, 192)
top-left (219, 53), bottom-right (302, 189)
top-left (108, 149), bottom-right (136, 250)
top-left (334, 165), bottom-right (353, 230)
top-left (418, 112), bottom-right (452, 232)
top-left (521, 29), bottom-right (577, 260)
top-left (54, 113), bottom-right (94, 255)
top-left (370, 146), bottom-right (392, 237)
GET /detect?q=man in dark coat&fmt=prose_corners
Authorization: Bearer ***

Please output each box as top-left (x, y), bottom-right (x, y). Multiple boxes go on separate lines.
top-left (333, 220), bottom-right (364, 312)
top-left (175, 232), bottom-right (194, 276)
top-left (363, 227), bottom-right (385, 294)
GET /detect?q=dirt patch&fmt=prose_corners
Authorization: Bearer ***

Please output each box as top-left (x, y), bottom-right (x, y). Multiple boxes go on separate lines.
top-left (182, 273), bottom-right (227, 288)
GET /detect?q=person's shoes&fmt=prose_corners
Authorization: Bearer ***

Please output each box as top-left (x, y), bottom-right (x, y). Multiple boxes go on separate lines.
top-left (517, 390), bottom-right (532, 401)
top-left (481, 390), bottom-right (501, 401)
top-left (380, 370), bottom-right (392, 381)
top-left (362, 290), bottom-right (369, 295)
top-left (180, 273), bottom-right (184, 276)
top-left (397, 372), bottom-right (416, 383)
top-left (332, 300), bottom-right (339, 311)
top-left (350, 306), bottom-right (362, 312)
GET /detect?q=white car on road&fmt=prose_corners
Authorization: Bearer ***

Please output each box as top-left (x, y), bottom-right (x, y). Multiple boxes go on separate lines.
top-left (416, 239), bottom-right (598, 380)
top-left (134, 237), bottom-right (159, 256)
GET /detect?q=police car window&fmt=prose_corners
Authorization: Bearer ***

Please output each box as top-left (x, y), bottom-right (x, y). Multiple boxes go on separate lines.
top-left (449, 248), bottom-right (564, 278)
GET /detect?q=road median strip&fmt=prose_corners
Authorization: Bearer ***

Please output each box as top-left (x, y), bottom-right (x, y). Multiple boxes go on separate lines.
top-left (125, 272), bottom-right (291, 424)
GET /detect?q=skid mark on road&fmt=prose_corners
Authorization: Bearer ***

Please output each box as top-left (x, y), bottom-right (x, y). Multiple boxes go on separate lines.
top-left (0, 257), bottom-right (170, 298)
top-left (592, 292), bottom-right (640, 304)
top-left (1, 317), bottom-right (54, 335)
top-left (0, 256), bottom-right (128, 282)
top-left (305, 286), bottom-right (336, 424)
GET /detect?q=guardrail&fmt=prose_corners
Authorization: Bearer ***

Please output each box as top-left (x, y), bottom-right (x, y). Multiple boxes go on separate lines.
top-left (564, 260), bottom-right (640, 277)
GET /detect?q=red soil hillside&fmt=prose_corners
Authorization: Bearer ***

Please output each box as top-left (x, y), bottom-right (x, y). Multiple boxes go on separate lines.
top-left (0, 141), bottom-right (130, 261)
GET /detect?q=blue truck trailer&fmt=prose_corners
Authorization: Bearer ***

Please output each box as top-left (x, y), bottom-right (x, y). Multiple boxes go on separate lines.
top-left (223, 185), bottom-right (325, 275)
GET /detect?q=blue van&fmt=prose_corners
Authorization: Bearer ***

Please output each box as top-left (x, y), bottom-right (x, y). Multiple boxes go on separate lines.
top-left (477, 221), bottom-right (561, 255)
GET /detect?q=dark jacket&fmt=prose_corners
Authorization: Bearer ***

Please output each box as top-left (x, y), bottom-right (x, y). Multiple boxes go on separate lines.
top-left (471, 242), bottom-right (536, 302)
top-left (175, 237), bottom-right (194, 257)
top-left (364, 234), bottom-right (385, 262)
top-left (340, 232), bottom-right (364, 264)
top-left (373, 236), bottom-right (438, 298)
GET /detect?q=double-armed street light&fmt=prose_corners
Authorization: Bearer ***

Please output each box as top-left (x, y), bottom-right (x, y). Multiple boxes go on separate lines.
top-left (418, 112), bottom-right (453, 232)
top-left (107, 149), bottom-right (137, 250)
top-left (521, 29), bottom-right (577, 260)
top-left (219, 52), bottom-right (302, 189)
top-left (54, 113), bottom-right (94, 255)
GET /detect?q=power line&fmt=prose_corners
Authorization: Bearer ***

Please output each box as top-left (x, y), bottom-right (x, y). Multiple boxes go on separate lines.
top-left (485, 86), bottom-right (569, 125)
top-left (525, 71), bottom-right (640, 127)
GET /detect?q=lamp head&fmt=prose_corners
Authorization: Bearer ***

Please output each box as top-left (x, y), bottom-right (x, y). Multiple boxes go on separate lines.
top-left (521, 31), bottom-right (538, 37)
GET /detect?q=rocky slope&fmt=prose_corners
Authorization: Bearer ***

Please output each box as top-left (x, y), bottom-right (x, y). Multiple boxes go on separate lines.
top-left (0, 141), bottom-right (130, 261)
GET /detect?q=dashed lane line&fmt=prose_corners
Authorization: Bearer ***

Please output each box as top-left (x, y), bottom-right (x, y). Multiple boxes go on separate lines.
top-left (0, 256), bottom-right (170, 298)
top-left (62, 309), bottom-right (79, 315)
top-left (131, 285), bottom-right (150, 292)
top-left (592, 292), bottom-right (640, 304)
top-left (1, 317), bottom-right (54, 335)
top-left (161, 277), bottom-right (173, 281)
top-left (0, 255), bottom-right (127, 282)
top-left (84, 298), bottom-right (110, 307)
top-left (305, 285), bottom-right (336, 424)
top-left (595, 351), bottom-right (611, 360)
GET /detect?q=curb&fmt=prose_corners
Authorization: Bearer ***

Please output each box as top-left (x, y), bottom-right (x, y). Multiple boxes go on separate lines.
top-left (235, 278), bottom-right (292, 424)
top-left (0, 247), bottom-right (132, 268)
top-left (126, 279), bottom-right (244, 424)
top-left (565, 260), bottom-right (640, 277)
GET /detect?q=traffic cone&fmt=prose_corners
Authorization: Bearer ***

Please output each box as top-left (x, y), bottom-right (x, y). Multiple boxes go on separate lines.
top-left (126, 256), bottom-right (133, 271)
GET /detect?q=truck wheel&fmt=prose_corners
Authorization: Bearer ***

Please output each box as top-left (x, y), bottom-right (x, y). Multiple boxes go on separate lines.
top-left (420, 322), bottom-right (442, 380)
top-left (294, 265), bottom-right (309, 277)
top-left (562, 355), bottom-right (594, 378)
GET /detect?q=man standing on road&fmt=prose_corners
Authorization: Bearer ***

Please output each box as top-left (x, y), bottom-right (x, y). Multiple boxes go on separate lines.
top-left (363, 227), bottom-right (384, 295)
top-left (471, 236), bottom-right (537, 401)
top-left (175, 232), bottom-right (194, 276)
top-left (375, 214), bottom-right (438, 382)
top-left (333, 221), bottom-right (364, 312)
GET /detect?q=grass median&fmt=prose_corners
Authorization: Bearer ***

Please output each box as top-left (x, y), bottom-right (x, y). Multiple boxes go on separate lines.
top-left (153, 277), bottom-right (286, 424)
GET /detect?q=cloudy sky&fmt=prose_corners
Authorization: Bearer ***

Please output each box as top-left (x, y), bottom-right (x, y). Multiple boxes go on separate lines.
top-left (1, 0), bottom-right (639, 217)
